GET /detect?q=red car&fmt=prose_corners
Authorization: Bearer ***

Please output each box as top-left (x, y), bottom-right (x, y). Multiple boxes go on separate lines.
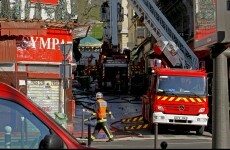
top-left (0, 82), bottom-right (94, 149)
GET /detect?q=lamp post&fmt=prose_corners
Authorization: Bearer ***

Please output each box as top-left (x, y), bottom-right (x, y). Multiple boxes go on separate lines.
top-left (62, 45), bottom-right (66, 115)
top-left (59, 43), bottom-right (72, 114)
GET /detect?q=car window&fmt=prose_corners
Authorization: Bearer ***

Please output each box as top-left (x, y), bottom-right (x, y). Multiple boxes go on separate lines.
top-left (0, 99), bottom-right (51, 149)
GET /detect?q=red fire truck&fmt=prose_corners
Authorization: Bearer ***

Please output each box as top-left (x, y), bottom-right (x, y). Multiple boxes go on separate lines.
top-left (97, 48), bottom-right (130, 92)
top-left (142, 59), bottom-right (209, 135)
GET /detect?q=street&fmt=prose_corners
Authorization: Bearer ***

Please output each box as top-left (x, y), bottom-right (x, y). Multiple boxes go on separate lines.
top-left (0, 0), bottom-right (229, 149)
top-left (88, 138), bottom-right (212, 149)
top-left (73, 90), bottom-right (212, 149)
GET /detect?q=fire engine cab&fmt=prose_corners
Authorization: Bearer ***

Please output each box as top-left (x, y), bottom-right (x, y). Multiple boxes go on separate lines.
top-left (142, 59), bottom-right (209, 135)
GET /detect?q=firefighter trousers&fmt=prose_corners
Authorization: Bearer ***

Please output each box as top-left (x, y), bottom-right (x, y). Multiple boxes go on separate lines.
top-left (91, 121), bottom-right (113, 140)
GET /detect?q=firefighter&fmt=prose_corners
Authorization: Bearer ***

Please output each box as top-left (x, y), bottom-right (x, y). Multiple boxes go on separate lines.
top-left (90, 92), bottom-right (115, 142)
top-left (101, 40), bottom-right (109, 56)
top-left (115, 71), bottom-right (121, 91)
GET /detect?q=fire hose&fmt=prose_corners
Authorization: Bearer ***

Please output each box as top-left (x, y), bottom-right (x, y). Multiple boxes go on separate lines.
top-left (81, 109), bottom-right (144, 142)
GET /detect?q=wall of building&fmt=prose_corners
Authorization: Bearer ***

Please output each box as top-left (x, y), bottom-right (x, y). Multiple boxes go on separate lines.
top-left (120, 0), bottom-right (129, 51)
top-left (7, 0), bottom-right (72, 20)
top-left (0, 26), bottom-right (74, 125)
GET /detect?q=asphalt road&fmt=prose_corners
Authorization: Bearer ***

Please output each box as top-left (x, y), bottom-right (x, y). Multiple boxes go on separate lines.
top-left (87, 138), bottom-right (212, 149)
top-left (76, 128), bottom-right (212, 149)
top-left (73, 90), bottom-right (142, 134)
top-left (73, 90), bottom-right (212, 149)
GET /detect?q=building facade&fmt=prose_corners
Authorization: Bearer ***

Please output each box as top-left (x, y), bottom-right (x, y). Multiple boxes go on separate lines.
top-left (126, 0), bottom-right (213, 73)
top-left (0, 0), bottom-right (76, 131)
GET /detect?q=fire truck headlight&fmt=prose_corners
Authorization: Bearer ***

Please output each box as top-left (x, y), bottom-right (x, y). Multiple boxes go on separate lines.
top-left (197, 118), bottom-right (207, 122)
top-left (154, 116), bottom-right (165, 120)
top-left (157, 106), bottom-right (164, 111)
top-left (198, 108), bottom-right (205, 113)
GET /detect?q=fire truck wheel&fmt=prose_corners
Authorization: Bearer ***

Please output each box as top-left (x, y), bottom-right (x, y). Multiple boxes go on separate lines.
top-left (196, 126), bottom-right (205, 135)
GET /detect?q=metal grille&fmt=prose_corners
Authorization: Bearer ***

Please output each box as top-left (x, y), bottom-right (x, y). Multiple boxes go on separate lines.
top-left (164, 104), bottom-right (198, 113)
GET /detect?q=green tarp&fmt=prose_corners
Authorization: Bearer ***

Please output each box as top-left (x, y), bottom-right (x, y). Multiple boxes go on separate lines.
top-left (79, 35), bottom-right (103, 47)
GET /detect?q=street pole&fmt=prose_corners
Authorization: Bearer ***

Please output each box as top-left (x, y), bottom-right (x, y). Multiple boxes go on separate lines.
top-left (154, 123), bottom-right (158, 149)
top-left (81, 109), bottom-right (85, 139)
top-left (63, 43), bottom-right (66, 115)
top-left (212, 47), bottom-right (230, 149)
top-left (59, 43), bottom-right (72, 117)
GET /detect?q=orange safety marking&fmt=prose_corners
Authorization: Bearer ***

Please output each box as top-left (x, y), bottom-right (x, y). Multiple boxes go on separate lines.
top-left (196, 98), bottom-right (202, 102)
top-left (121, 116), bottom-right (143, 123)
top-left (189, 98), bottom-right (196, 102)
top-left (162, 96), bottom-right (168, 101)
top-left (124, 124), bottom-right (149, 130)
top-left (169, 97), bottom-right (175, 101)
top-left (175, 97), bottom-right (189, 102)
top-left (157, 96), bottom-right (206, 103)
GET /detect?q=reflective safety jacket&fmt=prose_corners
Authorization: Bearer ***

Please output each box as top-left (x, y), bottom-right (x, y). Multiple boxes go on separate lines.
top-left (95, 98), bottom-right (108, 120)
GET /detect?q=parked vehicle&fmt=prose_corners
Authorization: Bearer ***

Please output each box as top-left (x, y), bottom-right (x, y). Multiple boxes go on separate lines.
top-left (0, 82), bottom-right (94, 149)
top-left (97, 50), bottom-right (130, 92)
top-left (142, 60), bottom-right (209, 135)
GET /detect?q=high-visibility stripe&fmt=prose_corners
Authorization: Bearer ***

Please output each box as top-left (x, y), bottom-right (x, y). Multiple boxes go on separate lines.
top-left (91, 135), bottom-right (95, 140)
top-left (189, 98), bottom-right (196, 102)
top-left (136, 125), bottom-right (142, 129)
top-left (175, 97), bottom-right (188, 102)
top-left (103, 125), bottom-right (113, 139)
top-left (168, 97), bottom-right (175, 101)
top-left (196, 98), bottom-right (202, 102)
top-left (133, 118), bottom-right (138, 122)
top-left (124, 124), bottom-right (149, 130)
top-left (157, 96), bottom-right (206, 103)
top-left (97, 119), bottom-right (107, 123)
top-left (162, 97), bottom-right (168, 101)
top-left (121, 116), bottom-right (143, 123)
top-left (143, 124), bottom-right (148, 128)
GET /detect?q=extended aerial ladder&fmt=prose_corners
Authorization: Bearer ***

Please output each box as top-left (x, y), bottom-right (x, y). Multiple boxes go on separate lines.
top-left (127, 0), bottom-right (199, 69)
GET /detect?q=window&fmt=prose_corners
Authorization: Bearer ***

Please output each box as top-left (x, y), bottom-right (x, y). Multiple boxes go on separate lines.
top-left (0, 99), bottom-right (50, 149)
top-left (157, 75), bottom-right (206, 96)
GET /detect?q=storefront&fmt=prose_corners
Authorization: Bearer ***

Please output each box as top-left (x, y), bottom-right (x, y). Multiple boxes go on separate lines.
top-left (0, 22), bottom-right (74, 125)
top-left (27, 79), bottom-right (61, 118)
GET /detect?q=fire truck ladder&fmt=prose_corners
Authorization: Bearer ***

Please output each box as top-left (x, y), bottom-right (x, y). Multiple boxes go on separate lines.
top-left (127, 0), bottom-right (199, 69)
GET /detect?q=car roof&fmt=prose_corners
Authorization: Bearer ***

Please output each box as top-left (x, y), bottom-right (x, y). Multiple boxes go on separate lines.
top-left (0, 82), bottom-right (28, 102)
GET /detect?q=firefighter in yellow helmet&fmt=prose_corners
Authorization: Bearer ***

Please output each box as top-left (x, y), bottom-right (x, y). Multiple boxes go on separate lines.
top-left (90, 92), bottom-right (115, 142)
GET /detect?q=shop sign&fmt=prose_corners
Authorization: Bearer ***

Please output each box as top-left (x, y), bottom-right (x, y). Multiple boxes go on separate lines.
top-left (16, 33), bottom-right (72, 62)
top-left (30, 0), bottom-right (58, 4)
